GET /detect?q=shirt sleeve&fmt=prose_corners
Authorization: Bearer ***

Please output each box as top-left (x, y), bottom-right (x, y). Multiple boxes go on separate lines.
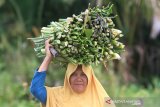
top-left (30, 69), bottom-right (47, 104)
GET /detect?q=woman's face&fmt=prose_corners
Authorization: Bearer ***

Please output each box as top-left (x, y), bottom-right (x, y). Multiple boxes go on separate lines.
top-left (69, 65), bottom-right (88, 93)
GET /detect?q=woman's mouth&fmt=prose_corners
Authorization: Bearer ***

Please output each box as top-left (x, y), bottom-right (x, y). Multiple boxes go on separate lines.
top-left (74, 83), bottom-right (83, 85)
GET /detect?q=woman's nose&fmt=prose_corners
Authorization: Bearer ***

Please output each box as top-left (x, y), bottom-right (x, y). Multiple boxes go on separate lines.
top-left (76, 75), bottom-right (83, 81)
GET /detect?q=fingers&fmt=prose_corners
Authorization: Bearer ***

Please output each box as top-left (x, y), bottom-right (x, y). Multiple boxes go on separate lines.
top-left (45, 38), bottom-right (53, 58)
top-left (45, 39), bottom-right (51, 46)
top-left (45, 38), bottom-right (53, 48)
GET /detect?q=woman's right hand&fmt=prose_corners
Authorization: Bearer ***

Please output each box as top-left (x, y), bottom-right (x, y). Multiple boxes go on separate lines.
top-left (38, 38), bottom-right (53, 72)
top-left (44, 38), bottom-right (53, 60)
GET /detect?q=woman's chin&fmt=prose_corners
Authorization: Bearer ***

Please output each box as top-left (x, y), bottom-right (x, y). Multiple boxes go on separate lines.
top-left (73, 86), bottom-right (86, 93)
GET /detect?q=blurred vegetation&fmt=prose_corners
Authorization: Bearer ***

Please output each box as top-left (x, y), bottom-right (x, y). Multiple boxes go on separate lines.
top-left (0, 0), bottom-right (160, 107)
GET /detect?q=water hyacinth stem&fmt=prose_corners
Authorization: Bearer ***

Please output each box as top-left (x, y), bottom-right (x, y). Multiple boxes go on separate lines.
top-left (28, 3), bottom-right (125, 65)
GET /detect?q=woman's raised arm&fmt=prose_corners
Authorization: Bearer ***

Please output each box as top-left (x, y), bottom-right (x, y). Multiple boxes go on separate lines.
top-left (30, 38), bottom-right (54, 104)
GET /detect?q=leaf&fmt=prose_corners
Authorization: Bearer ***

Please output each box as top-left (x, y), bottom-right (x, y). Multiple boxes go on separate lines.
top-left (85, 29), bottom-right (92, 37)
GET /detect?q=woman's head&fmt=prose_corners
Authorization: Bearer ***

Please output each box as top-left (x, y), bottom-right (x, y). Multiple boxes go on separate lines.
top-left (69, 65), bottom-right (88, 93)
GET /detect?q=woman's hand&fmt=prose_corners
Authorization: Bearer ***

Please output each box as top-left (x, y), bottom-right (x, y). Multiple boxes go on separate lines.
top-left (45, 38), bottom-right (53, 60)
top-left (38, 38), bottom-right (54, 72)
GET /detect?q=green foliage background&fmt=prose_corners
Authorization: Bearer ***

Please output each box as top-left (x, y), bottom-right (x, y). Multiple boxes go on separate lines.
top-left (0, 0), bottom-right (160, 107)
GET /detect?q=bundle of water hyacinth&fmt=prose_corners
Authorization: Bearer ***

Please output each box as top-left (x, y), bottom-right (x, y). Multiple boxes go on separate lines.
top-left (28, 4), bottom-right (125, 65)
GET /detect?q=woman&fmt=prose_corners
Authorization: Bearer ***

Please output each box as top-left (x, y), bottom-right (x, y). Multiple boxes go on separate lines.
top-left (30, 39), bottom-right (116, 107)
